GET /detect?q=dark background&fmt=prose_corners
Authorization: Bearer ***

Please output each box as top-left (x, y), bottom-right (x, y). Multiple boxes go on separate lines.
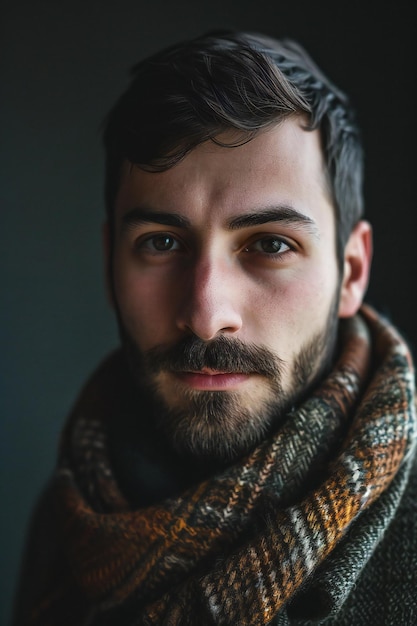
top-left (1, 1), bottom-right (415, 623)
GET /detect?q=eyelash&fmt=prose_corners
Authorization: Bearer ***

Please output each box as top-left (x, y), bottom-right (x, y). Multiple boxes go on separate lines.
top-left (137, 233), bottom-right (182, 254)
top-left (243, 236), bottom-right (292, 257)
top-left (134, 232), bottom-right (295, 259)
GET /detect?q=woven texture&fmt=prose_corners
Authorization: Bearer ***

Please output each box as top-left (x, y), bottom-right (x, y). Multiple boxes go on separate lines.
top-left (24, 305), bottom-right (416, 625)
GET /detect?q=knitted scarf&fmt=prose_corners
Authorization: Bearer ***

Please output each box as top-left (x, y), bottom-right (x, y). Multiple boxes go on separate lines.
top-left (32, 305), bottom-right (416, 625)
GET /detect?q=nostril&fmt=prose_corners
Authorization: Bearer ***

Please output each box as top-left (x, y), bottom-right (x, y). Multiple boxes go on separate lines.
top-left (176, 300), bottom-right (243, 341)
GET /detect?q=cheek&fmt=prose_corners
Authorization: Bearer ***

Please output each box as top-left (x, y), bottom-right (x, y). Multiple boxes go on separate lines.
top-left (113, 261), bottom-right (178, 348)
top-left (249, 271), bottom-right (338, 352)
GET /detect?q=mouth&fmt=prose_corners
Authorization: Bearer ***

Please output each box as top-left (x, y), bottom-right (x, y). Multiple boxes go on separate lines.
top-left (173, 368), bottom-right (252, 391)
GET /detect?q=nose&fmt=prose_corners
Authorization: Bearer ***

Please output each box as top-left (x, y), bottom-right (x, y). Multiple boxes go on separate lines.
top-left (175, 256), bottom-right (243, 341)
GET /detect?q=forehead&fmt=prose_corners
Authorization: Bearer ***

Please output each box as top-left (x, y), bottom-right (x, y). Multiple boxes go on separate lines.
top-left (114, 117), bottom-right (334, 228)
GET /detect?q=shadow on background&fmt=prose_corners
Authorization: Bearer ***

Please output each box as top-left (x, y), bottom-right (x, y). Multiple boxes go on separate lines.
top-left (1, 1), bottom-right (415, 623)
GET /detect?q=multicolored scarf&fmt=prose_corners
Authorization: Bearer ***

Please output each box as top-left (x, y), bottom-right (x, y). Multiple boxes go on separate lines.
top-left (32, 305), bottom-right (416, 625)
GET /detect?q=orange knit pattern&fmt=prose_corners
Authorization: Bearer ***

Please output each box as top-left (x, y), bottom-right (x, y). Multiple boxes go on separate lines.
top-left (31, 305), bottom-right (416, 625)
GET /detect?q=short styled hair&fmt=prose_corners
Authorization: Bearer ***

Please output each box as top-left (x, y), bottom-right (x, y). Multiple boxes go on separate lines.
top-left (103, 30), bottom-right (364, 267)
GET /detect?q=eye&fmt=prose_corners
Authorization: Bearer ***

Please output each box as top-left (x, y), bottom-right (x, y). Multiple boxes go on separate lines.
top-left (245, 236), bottom-right (291, 255)
top-left (138, 233), bottom-right (182, 253)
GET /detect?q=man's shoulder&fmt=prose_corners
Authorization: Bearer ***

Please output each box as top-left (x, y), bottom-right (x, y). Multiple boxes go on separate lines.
top-left (11, 479), bottom-right (61, 625)
top-left (338, 449), bottom-right (417, 624)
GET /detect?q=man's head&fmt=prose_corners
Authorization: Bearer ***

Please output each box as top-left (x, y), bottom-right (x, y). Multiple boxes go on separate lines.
top-left (102, 31), bottom-right (372, 462)
top-left (103, 30), bottom-right (365, 268)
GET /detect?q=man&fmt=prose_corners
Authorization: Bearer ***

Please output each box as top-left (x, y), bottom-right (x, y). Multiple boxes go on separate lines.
top-left (13, 30), bottom-right (416, 625)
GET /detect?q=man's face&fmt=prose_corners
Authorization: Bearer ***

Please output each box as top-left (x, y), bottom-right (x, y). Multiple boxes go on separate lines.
top-left (110, 118), bottom-right (343, 461)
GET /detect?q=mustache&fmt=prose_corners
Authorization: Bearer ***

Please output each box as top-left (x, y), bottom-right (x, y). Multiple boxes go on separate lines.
top-left (143, 335), bottom-right (284, 379)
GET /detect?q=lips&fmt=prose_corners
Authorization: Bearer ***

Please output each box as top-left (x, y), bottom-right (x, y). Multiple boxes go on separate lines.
top-left (173, 369), bottom-right (251, 390)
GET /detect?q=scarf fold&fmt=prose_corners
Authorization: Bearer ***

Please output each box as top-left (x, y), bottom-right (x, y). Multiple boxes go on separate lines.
top-left (36, 305), bottom-right (416, 625)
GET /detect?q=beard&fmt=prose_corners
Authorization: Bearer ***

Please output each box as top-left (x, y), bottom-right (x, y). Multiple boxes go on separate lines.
top-left (116, 293), bottom-right (340, 464)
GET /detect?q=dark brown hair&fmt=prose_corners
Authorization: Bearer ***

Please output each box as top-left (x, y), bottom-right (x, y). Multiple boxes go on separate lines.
top-left (103, 30), bottom-right (364, 267)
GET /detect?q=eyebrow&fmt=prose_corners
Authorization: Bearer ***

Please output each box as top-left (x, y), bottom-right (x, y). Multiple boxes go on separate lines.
top-left (227, 206), bottom-right (319, 237)
top-left (121, 208), bottom-right (191, 230)
top-left (121, 205), bottom-right (319, 238)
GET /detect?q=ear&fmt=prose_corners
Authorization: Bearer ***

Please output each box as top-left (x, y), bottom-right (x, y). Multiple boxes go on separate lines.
top-left (338, 220), bottom-right (373, 318)
top-left (102, 220), bottom-right (115, 309)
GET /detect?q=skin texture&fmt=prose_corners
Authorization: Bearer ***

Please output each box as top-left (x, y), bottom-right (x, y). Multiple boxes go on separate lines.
top-left (105, 116), bottom-right (372, 461)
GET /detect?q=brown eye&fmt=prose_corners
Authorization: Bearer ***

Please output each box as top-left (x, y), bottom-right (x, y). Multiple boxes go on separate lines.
top-left (138, 233), bottom-right (182, 253)
top-left (152, 235), bottom-right (176, 251)
top-left (246, 236), bottom-right (291, 255)
top-left (259, 237), bottom-right (285, 253)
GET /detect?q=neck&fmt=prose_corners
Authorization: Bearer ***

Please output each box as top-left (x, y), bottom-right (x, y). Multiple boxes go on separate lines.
top-left (107, 387), bottom-right (236, 507)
